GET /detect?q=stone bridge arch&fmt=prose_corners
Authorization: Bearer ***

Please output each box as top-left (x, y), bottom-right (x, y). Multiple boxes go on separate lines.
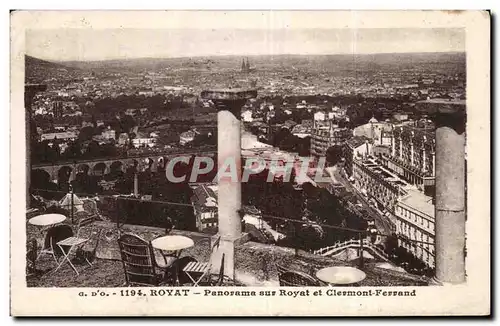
top-left (92, 162), bottom-right (109, 176)
top-left (58, 165), bottom-right (74, 183)
top-left (31, 169), bottom-right (52, 190)
top-left (139, 157), bottom-right (157, 172)
top-left (76, 163), bottom-right (91, 176)
top-left (110, 161), bottom-right (125, 174)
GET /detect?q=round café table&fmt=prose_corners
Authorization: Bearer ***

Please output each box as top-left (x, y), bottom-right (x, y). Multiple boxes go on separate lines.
top-left (29, 213), bottom-right (66, 228)
top-left (316, 266), bottom-right (367, 286)
top-left (28, 214), bottom-right (67, 263)
top-left (151, 235), bottom-right (194, 285)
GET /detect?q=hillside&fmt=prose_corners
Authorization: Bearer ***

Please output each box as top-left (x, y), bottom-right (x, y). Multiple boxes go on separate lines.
top-left (25, 55), bottom-right (86, 84)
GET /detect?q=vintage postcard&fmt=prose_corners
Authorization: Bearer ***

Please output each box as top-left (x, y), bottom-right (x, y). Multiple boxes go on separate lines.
top-left (10, 10), bottom-right (490, 316)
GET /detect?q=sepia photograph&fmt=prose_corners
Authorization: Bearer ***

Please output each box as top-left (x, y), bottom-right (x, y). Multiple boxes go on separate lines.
top-left (10, 10), bottom-right (490, 316)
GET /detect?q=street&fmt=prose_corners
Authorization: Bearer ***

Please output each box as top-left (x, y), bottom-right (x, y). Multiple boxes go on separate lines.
top-left (328, 165), bottom-right (395, 237)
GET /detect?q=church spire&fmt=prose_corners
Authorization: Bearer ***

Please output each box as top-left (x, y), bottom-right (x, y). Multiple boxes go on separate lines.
top-left (241, 58), bottom-right (247, 72)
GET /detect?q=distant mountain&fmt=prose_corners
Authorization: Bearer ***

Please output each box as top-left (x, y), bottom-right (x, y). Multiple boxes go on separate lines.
top-left (25, 55), bottom-right (85, 84)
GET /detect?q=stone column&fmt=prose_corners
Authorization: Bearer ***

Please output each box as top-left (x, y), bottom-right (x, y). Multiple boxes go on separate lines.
top-left (434, 105), bottom-right (466, 284)
top-left (399, 135), bottom-right (403, 159)
top-left (201, 89), bottom-right (257, 279)
top-left (133, 172), bottom-right (139, 196)
top-left (25, 84), bottom-right (47, 209)
top-left (422, 145), bottom-right (427, 173)
top-left (410, 141), bottom-right (415, 166)
top-left (432, 152), bottom-right (436, 177)
top-left (391, 134), bottom-right (396, 157)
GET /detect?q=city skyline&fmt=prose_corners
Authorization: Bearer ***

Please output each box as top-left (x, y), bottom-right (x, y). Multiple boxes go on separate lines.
top-left (26, 28), bottom-right (465, 62)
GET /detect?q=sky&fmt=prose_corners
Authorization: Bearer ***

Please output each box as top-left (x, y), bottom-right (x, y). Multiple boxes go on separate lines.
top-left (26, 28), bottom-right (465, 61)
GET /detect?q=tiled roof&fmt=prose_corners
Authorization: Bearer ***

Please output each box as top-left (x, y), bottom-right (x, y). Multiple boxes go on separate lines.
top-left (191, 184), bottom-right (218, 213)
top-left (346, 136), bottom-right (368, 149)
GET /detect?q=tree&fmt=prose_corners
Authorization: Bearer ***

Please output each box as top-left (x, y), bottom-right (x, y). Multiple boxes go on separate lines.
top-left (326, 145), bottom-right (343, 166)
top-left (79, 126), bottom-right (96, 142)
top-left (85, 140), bottom-right (101, 158)
top-left (64, 140), bottom-right (82, 159)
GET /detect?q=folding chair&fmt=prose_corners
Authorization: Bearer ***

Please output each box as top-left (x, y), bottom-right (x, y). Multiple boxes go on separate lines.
top-left (201, 253), bottom-right (226, 286)
top-left (38, 224), bottom-right (74, 264)
top-left (183, 236), bottom-right (221, 286)
top-left (54, 215), bottom-right (97, 275)
top-left (118, 233), bottom-right (164, 286)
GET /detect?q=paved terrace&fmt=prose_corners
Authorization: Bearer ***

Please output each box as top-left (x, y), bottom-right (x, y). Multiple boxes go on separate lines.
top-left (27, 221), bottom-right (429, 287)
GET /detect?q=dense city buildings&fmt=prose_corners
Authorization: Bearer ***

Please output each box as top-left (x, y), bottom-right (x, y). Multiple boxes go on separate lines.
top-left (311, 120), bottom-right (351, 157)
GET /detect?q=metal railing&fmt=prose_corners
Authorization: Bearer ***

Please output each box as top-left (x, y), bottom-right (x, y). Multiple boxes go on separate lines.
top-left (313, 239), bottom-right (390, 262)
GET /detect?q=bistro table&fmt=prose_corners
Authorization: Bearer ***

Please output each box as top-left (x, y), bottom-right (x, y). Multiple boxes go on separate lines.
top-left (28, 214), bottom-right (67, 262)
top-left (315, 266), bottom-right (367, 286)
top-left (151, 235), bottom-right (194, 285)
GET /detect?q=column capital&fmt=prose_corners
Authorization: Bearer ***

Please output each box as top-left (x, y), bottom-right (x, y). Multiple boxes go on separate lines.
top-left (417, 99), bottom-right (466, 134)
top-left (201, 88), bottom-right (257, 115)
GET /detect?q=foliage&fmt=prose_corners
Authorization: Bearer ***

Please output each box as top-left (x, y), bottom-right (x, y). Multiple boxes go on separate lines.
top-left (326, 145), bottom-right (343, 166)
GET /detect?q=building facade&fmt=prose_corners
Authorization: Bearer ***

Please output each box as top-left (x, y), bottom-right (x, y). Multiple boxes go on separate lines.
top-left (394, 189), bottom-right (435, 268)
top-left (190, 184), bottom-right (218, 233)
top-left (132, 137), bottom-right (156, 148)
top-left (352, 156), bottom-right (407, 214)
top-left (384, 125), bottom-right (436, 188)
top-left (40, 131), bottom-right (78, 142)
top-left (343, 136), bottom-right (371, 177)
top-left (311, 120), bottom-right (352, 157)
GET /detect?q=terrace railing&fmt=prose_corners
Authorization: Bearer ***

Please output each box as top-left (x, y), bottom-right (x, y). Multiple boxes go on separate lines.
top-left (313, 238), bottom-right (390, 262)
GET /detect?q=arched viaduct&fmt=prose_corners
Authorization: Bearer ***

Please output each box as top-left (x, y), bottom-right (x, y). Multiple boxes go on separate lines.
top-left (31, 150), bottom-right (217, 183)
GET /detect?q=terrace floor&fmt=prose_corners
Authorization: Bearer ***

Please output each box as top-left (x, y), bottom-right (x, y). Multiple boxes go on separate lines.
top-left (27, 221), bottom-right (429, 287)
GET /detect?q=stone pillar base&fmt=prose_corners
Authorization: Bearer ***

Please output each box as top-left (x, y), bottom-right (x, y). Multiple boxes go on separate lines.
top-left (429, 276), bottom-right (465, 286)
top-left (210, 233), bottom-right (250, 279)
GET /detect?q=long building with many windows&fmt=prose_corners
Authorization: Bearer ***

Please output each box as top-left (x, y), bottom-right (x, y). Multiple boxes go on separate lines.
top-left (352, 156), bottom-right (408, 214)
top-left (394, 189), bottom-right (435, 268)
top-left (385, 124), bottom-right (436, 188)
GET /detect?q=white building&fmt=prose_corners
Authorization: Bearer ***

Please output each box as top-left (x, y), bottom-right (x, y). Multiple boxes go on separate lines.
top-left (40, 131), bottom-right (78, 142)
top-left (241, 110), bottom-right (253, 122)
top-left (132, 137), bottom-right (156, 148)
top-left (331, 106), bottom-right (347, 119)
top-left (313, 111), bottom-right (326, 121)
top-left (179, 130), bottom-right (198, 146)
top-left (117, 133), bottom-right (129, 146)
top-left (101, 129), bottom-right (116, 140)
top-left (353, 119), bottom-right (393, 146)
top-left (191, 184), bottom-right (218, 232)
top-left (395, 189), bottom-right (435, 268)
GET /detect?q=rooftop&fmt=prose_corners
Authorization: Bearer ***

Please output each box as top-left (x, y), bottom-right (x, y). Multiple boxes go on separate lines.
top-left (398, 188), bottom-right (435, 218)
